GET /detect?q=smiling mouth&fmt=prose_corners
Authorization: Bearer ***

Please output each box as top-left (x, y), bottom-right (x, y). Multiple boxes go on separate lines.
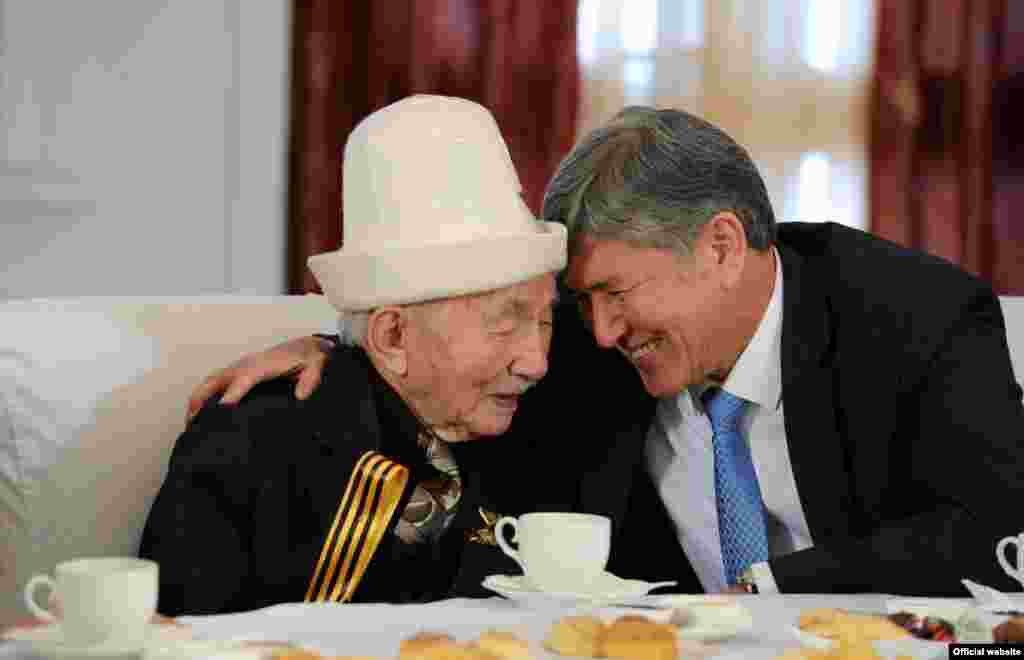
top-left (624, 337), bottom-right (664, 362)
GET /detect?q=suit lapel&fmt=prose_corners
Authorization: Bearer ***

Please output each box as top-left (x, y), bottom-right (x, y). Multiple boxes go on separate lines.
top-left (578, 399), bottom-right (657, 541)
top-left (300, 349), bottom-right (414, 603)
top-left (777, 243), bottom-right (855, 543)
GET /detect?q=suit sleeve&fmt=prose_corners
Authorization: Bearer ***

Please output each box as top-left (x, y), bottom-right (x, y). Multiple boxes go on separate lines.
top-left (138, 406), bottom-right (257, 615)
top-left (770, 290), bottom-right (1024, 595)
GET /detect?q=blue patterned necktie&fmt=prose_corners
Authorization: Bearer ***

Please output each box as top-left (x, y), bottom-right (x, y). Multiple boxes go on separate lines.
top-left (704, 388), bottom-right (770, 585)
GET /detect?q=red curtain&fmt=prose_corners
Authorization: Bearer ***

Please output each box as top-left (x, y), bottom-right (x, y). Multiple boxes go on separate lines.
top-left (287, 0), bottom-right (580, 293)
top-left (872, 0), bottom-right (1024, 295)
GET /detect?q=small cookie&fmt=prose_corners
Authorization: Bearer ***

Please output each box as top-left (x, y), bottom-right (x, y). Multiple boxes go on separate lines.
top-left (798, 608), bottom-right (908, 642)
top-left (773, 641), bottom-right (891, 660)
top-left (602, 615), bottom-right (677, 660)
top-left (273, 650), bottom-right (323, 660)
top-left (474, 631), bottom-right (533, 660)
top-left (399, 633), bottom-right (458, 660)
top-left (543, 615), bottom-right (605, 657)
top-left (798, 608), bottom-right (844, 634)
top-left (401, 633), bottom-right (505, 660)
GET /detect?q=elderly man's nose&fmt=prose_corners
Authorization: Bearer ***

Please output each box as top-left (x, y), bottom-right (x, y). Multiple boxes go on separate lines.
top-left (511, 329), bottom-right (549, 381)
top-left (590, 299), bottom-right (623, 348)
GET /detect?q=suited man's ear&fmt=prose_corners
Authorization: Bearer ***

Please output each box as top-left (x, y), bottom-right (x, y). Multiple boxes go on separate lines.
top-left (704, 211), bottom-right (747, 288)
top-left (365, 307), bottom-right (410, 376)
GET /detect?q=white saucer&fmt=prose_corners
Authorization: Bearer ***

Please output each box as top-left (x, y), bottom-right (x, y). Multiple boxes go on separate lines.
top-left (789, 626), bottom-right (946, 660)
top-left (650, 595), bottom-right (754, 642)
top-left (585, 597), bottom-right (753, 642)
top-left (2, 622), bottom-right (193, 660)
top-left (482, 576), bottom-right (753, 642)
top-left (482, 572), bottom-right (671, 603)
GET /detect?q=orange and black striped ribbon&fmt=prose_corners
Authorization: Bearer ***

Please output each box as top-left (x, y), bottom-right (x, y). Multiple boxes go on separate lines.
top-left (305, 451), bottom-right (410, 603)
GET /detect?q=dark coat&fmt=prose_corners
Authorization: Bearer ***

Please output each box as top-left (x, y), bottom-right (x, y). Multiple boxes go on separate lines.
top-left (513, 222), bottom-right (1024, 597)
top-left (139, 348), bottom-right (521, 616)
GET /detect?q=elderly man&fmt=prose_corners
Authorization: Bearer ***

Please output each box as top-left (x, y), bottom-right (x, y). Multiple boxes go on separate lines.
top-left (190, 106), bottom-right (1024, 597)
top-left (139, 96), bottom-right (564, 615)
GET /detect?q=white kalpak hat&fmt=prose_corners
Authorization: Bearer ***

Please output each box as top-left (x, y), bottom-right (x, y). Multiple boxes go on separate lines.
top-left (308, 95), bottom-right (568, 312)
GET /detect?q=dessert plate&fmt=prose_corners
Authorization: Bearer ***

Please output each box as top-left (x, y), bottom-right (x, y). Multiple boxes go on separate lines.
top-left (482, 572), bottom-right (675, 604)
top-left (647, 595), bottom-right (754, 642)
top-left (789, 625), bottom-right (946, 660)
top-left (2, 622), bottom-right (193, 660)
top-left (588, 598), bottom-right (753, 642)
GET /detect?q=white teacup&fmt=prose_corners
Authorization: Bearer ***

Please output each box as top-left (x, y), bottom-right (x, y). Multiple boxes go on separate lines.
top-left (997, 533), bottom-right (1024, 588)
top-left (24, 557), bottom-right (159, 649)
top-left (495, 512), bottom-right (611, 593)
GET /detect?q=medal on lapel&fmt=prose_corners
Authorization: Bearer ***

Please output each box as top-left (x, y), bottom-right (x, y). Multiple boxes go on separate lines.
top-left (466, 507), bottom-right (501, 546)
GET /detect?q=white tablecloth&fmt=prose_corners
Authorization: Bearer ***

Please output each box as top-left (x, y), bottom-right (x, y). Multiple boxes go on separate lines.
top-left (174, 594), bottom-right (1000, 659)
top-left (1, 594), bottom-right (1007, 660)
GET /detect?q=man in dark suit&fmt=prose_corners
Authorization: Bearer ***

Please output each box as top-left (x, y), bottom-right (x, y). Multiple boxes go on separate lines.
top-left (531, 106), bottom-right (1024, 597)
top-left (528, 221), bottom-right (1024, 597)
top-left (140, 95), bottom-right (564, 615)
top-left (189, 107), bottom-right (1024, 598)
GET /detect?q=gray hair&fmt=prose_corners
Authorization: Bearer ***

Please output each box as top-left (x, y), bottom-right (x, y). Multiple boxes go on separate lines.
top-left (337, 299), bottom-right (445, 348)
top-left (541, 106), bottom-right (776, 258)
top-left (338, 311), bottom-right (370, 347)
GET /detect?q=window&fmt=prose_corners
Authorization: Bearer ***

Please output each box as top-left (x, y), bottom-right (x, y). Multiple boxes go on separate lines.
top-left (577, 0), bottom-right (876, 230)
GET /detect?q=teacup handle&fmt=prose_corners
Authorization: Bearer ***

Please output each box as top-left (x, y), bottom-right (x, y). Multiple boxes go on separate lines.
top-left (997, 536), bottom-right (1024, 585)
top-left (24, 574), bottom-right (59, 623)
top-left (494, 516), bottom-right (527, 575)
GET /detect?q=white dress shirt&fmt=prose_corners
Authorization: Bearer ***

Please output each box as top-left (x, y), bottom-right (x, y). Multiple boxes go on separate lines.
top-left (644, 248), bottom-right (813, 593)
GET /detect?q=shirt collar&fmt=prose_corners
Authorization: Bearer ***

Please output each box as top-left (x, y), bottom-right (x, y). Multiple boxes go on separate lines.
top-left (693, 247), bottom-right (784, 412)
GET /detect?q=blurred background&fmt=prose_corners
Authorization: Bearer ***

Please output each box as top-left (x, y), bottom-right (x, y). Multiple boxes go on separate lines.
top-left (2, 0), bottom-right (1021, 299)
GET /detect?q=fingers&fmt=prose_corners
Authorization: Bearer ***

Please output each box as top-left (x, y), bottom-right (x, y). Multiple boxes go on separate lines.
top-left (184, 336), bottom-right (334, 421)
top-left (186, 398), bottom-right (202, 423)
top-left (186, 372), bottom-right (230, 422)
top-left (293, 337), bottom-right (331, 400)
top-left (220, 372), bottom-right (261, 406)
top-left (185, 366), bottom-right (253, 422)
top-left (294, 363), bottom-right (323, 400)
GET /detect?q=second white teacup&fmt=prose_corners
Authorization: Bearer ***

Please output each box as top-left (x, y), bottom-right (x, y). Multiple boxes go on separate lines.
top-left (24, 557), bottom-right (159, 649)
top-left (495, 512), bottom-right (611, 593)
top-left (997, 532), bottom-right (1024, 588)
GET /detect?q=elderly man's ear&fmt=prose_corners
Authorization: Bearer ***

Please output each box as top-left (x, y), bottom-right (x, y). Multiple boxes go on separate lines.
top-left (365, 307), bottom-right (411, 376)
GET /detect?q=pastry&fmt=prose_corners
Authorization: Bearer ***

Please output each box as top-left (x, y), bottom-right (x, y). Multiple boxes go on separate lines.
top-left (399, 633), bottom-right (458, 660)
top-left (273, 650), bottom-right (381, 660)
top-left (775, 640), bottom-right (913, 660)
top-left (474, 631), bottom-right (533, 660)
top-left (273, 650), bottom-right (323, 660)
top-left (400, 632), bottom-right (503, 660)
top-left (543, 615), bottom-right (605, 657)
top-left (798, 608), bottom-right (910, 642)
top-left (602, 615), bottom-right (677, 660)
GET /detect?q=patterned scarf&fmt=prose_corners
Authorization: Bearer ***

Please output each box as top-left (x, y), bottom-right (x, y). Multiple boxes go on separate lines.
top-left (394, 431), bottom-right (462, 545)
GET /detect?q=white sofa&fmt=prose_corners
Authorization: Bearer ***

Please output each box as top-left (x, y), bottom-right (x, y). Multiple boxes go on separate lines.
top-left (0, 295), bottom-right (339, 624)
top-left (1, 295), bottom-right (1022, 624)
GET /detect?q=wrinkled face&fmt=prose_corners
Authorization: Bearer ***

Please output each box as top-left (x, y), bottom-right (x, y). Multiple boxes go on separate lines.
top-left (565, 234), bottom-right (729, 397)
top-left (405, 273), bottom-right (557, 439)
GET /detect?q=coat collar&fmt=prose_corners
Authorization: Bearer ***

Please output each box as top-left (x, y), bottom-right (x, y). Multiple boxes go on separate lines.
top-left (303, 346), bottom-right (380, 454)
top-left (303, 346), bottom-right (426, 472)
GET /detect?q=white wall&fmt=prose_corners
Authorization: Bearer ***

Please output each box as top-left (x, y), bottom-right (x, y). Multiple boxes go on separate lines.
top-left (0, 0), bottom-right (291, 299)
